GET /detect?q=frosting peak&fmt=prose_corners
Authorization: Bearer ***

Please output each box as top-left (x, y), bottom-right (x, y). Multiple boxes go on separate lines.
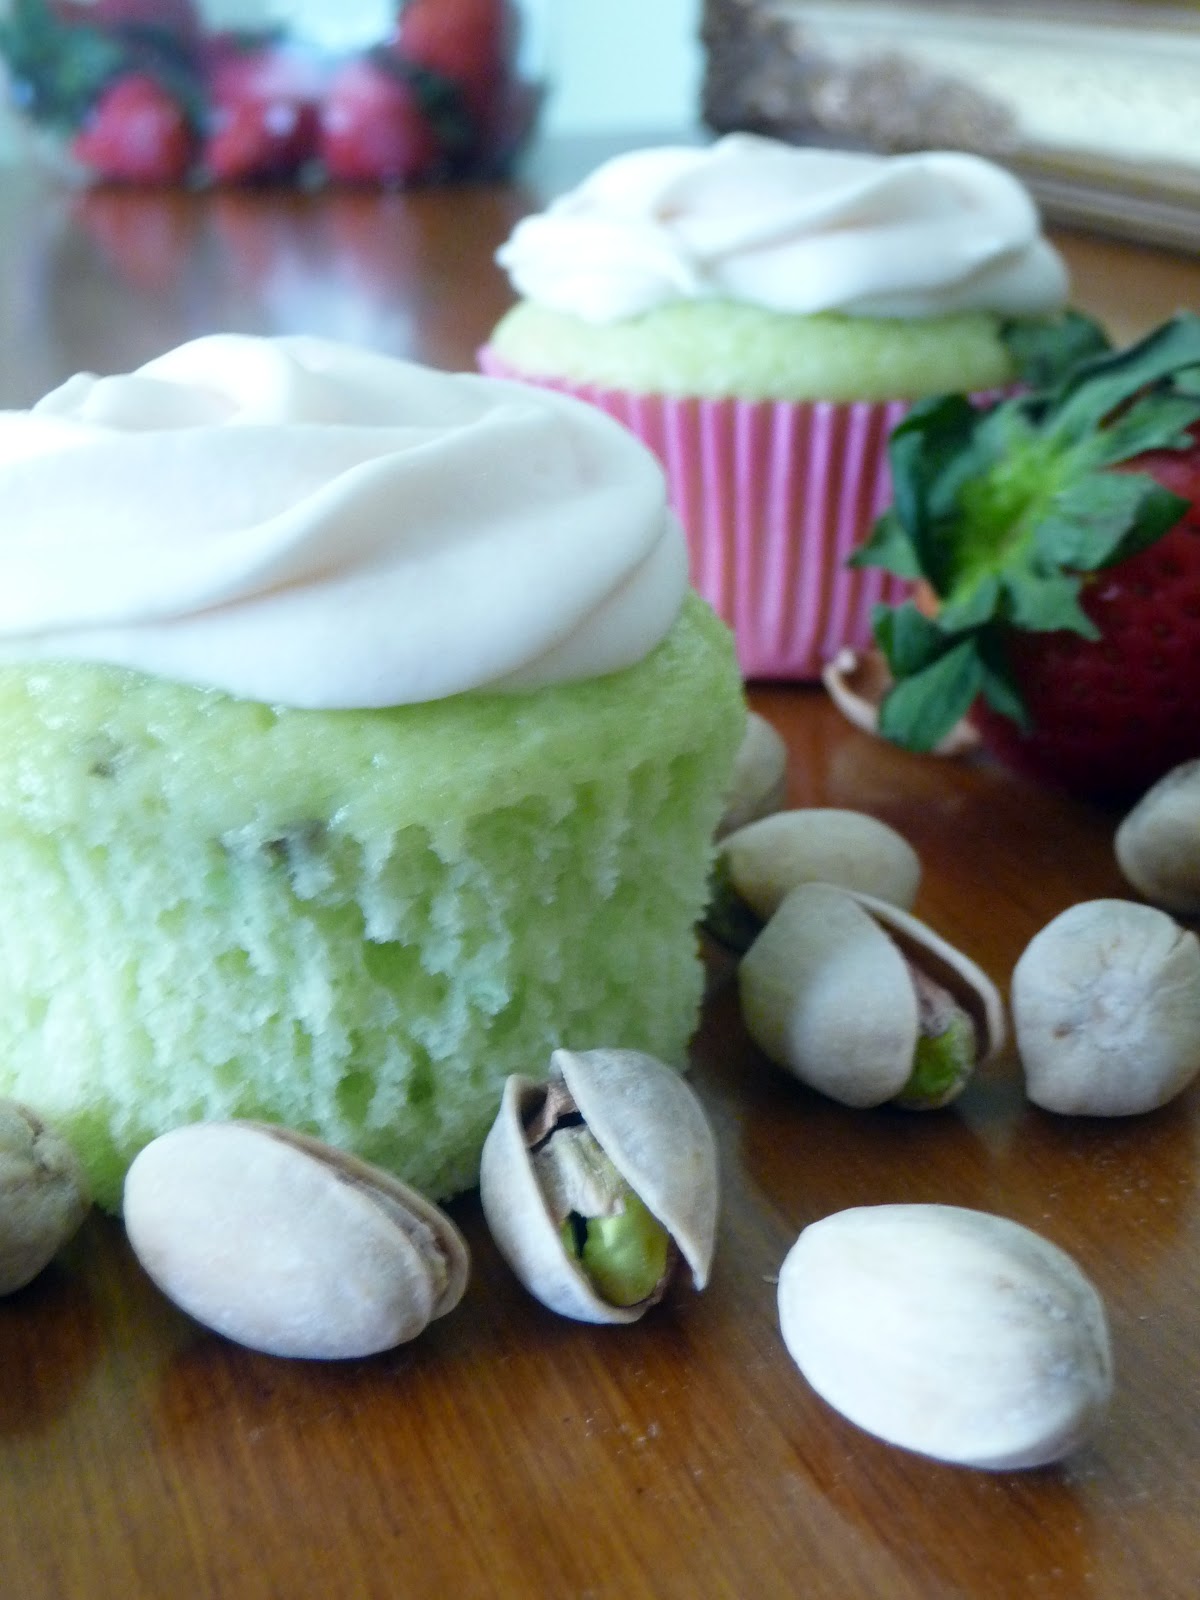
top-left (0, 335), bottom-right (687, 707)
top-left (497, 134), bottom-right (1069, 323)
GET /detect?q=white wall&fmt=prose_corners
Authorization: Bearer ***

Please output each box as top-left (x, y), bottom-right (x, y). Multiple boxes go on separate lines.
top-left (537, 0), bottom-right (702, 135)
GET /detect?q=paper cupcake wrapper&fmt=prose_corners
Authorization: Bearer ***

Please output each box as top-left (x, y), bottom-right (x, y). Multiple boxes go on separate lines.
top-left (478, 344), bottom-right (919, 680)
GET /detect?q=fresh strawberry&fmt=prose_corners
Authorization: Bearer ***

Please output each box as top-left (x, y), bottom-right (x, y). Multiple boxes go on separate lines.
top-left (202, 42), bottom-right (321, 183)
top-left (70, 70), bottom-right (196, 183)
top-left (319, 54), bottom-right (442, 186)
top-left (853, 313), bottom-right (1200, 802)
top-left (392, 0), bottom-right (516, 136)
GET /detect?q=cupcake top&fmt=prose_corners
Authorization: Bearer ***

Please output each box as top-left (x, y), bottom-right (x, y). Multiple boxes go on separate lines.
top-left (496, 134), bottom-right (1068, 325)
top-left (0, 334), bottom-right (688, 707)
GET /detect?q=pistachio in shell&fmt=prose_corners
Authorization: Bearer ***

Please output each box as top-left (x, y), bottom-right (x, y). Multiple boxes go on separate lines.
top-left (707, 808), bottom-right (921, 952)
top-left (1012, 898), bottom-right (1200, 1115)
top-left (738, 883), bottom-right (1004, 1108)
top-left (0, 1100), bottom-right (90, 1294)
top-left (479, 1047), bottom-right (718, 1324)
top-left (123, 1122), bottom-right (469, 1359)
top-left (778, 1203), bottom-right (1113, 1470)
top-left (1115, 759), bottom-right (1200, 918)
top-left (716, 711), bottom-right (788, 838)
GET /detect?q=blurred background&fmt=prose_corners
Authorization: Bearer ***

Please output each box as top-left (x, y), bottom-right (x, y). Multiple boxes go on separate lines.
top-left (0, 1), bottom-right (1195, 247)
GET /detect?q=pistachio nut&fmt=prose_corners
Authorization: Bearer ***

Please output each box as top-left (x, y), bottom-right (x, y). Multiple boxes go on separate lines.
top-left (778, 1203), bottom-right (1113, 1470)
top-left (716, 711), bottom-right (788, 839)
top-left (0, 1100), bottom-right (90, 1294)
top-left (479, 1047), bottom-right (718, 1324)
top-left (1012, 898), bottom-right (1200, 1115)
top-left (707, 808), bottom-right (921, 952)
top-left (738, 883), bottom-right (1004, 1108)
top-left (1115, 759), bottom-right (1200, 917)
top-left (123, 1122), bottom-right (469, 1359)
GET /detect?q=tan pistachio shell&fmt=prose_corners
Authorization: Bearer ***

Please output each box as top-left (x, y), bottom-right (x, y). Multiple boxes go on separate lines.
top-left (123, 1121), bottom-right (469, 1359)
top-left (778, 1204), bottom-right (1113, 1470)
top-left (716, 711), bottom-right (788, 838)
top-left (738, 883), bottom-right (1005, 1108)
top-left (1114, 759), bottom-right (1200, 917)
top-left (718, 808), bottom-right (921, 923)
top-left (0, 1100), bottom-right (91, 1294)
top-left (479, 1047), bottom-right (719, 1325)
top-left (1012, 898), bottom-right (1200, 1115)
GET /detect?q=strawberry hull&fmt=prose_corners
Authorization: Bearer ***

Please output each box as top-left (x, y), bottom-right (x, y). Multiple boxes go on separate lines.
top-left (972, 515), bottom-right (1200, 803)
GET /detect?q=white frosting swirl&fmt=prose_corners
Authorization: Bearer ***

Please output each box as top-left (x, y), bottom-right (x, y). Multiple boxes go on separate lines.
top-left (0, 335), bottom-right (687, 707)
top-left (497, 134), bottom-right (1069, 323)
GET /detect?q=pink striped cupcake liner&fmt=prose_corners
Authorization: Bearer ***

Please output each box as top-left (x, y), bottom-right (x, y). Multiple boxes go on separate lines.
top-left (478, 343), bottom-right (916, 681)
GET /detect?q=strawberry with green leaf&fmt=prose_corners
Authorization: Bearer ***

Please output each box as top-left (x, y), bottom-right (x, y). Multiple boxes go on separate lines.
top-left (853, 312), bottom-right (1200, 802)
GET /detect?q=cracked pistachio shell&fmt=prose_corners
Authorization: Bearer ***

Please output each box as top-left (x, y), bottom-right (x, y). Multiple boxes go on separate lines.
top-left (716, 712), bottom-right (788, 838)
top-left (123, 1122), bottom-right (469, 1359)
top-left (738, 883), bottom-right (1004, 1108)
top-left (778, 1204), bottom-right (1113, 1470)
top-left (479, 1048), bottom-right (719, 1325)
top-left (1012, 898), bottom-right (1200, 1115)
top-left (1115, 759), bottom-right (1200, 917)
top-left (718, 808), bottom-right (920, 924)
top-left (0, 1100), bottom-right (90, 1294)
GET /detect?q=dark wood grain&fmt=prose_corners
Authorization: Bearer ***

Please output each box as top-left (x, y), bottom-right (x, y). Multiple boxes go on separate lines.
top-left (1, 142), bottom-right (1198, 1600)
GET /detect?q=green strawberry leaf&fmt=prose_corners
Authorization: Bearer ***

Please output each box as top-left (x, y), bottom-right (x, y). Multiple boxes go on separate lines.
top-left (1033, 470), bottom-right (1189, 572)
top-left (1085, 392), bottom-right (1200, 467)
top-left (877, 637), bottom-right (984, 753)
top-left (1048, 313), bottom-right (1200, 444)
top-left (849, 508), bottom-right (923, 579)
top-left (1001, 568), bottom-right (1096, 637)
top-left (1001, 310), bottom-right (1112, 389)
top-left (977, 637), bottom-right (1030, 728)
top-left (872, 600), bottom-right (945, 678)
top-left (937, 572), bottom-right (1002, 632)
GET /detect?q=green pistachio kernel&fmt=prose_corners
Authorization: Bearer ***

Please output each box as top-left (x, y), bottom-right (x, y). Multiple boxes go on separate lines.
top-left (897, 1010), bottom-right (977, 1108)
top-left (561, 1188), bottom-right (671, 1308)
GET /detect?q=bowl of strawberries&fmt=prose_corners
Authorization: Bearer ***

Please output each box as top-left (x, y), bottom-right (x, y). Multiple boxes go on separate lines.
top-left (0, 0), bottom-right (543, 186)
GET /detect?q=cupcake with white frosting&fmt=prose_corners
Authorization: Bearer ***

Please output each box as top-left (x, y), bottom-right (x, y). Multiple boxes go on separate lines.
top-left (480, 134), bottom-right (1073, 679)
top-left (0, 333), bottom-right (744, 1208)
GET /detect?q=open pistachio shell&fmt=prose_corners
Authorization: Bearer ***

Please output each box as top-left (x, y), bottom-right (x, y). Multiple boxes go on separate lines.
top-left (1012, 899), bottom-right (1200, 1115)
top-left (738, 883), bottom-right (1004, 1108)
top-left (479, 1047), bottom-right (718, 1325)
top-left (1115, 759), bottom-right (1200, 917)
top-left (123, 1122), bottom-right (469, 1358)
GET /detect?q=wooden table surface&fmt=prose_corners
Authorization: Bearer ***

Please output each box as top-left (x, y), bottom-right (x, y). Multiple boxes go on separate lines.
top-left (1, 141), bottom-right (1199, 1600)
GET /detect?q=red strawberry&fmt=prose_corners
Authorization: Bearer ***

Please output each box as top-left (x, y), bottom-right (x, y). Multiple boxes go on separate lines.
top-left (392, 0), bottom-right (517, 138)
top-left (319, 55), bottom-right (442, 186)
top-left (70, 71), bottom-right (196, 183)
top-left (202, 43), bottom-right (322, 183)
top-left (854, 314), bottom-right (1200, 803)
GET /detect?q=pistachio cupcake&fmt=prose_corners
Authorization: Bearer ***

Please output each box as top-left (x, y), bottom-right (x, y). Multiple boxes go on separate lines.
top-left (480, 134), bottom-right (1073, 679)
top-left (0, 334), bottom-right (744, 1208)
